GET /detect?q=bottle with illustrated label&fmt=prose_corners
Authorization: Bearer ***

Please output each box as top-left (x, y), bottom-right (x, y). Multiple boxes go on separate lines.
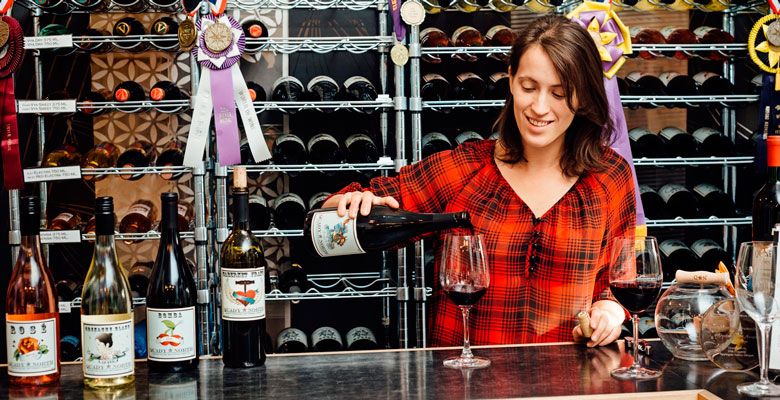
top-left (343, 76), bottom-right (378, 102)
top-left (420, 74), bottom-right (451, 101)
top-left (149, 17), bottom-right (179, 51)
top-left (639, 185), bottom-right (670, 220)
top-left (420, 28), bottom-right (451, 63)
top-left (81, 196), bottom-right (135, 388)
top-left (276, 327), bottom-right (308, 353)
top-left (303, 205), bottom-right (472, 257)
top-left (112, 17), bottom-right (146, 51)
top-left (694, 72), bottom-right (734, 96)
top-left (752, 136), bottom-right (780, 241)
top-left (422, 132), bottom-right (453, 158)
top-left (271, 76), bottom-right (304, 102)
top-left (452, 26), bottom-right (484, 62)
top-left (5, 196), bottom-right (60, 386)
top-left (48, 212), bottom-right (81, 230)
top-left (116, 140), bottom-right (157, 180)
top-left (658, 72), bottom-right (699, 97)
top-left (658, 183), bottom-right (699, 218)
top-left (690, 239), bottom-right (732, 271)
top-left (628, 127), bottom-right (666, 158)
top-left (346, 327), bottom-right (379, 350)
top-left (453, 73), bottom-right (486, 100)
top-left (311, 327), bottom-right (344, 351)
top-left (221, 167), bottom-right (267, 368)
top-left (455, 131), bottom-right (483, 145)
top-left (156, 140), bottom-right (186, 180)
top-left (82, 142), bottom-right (119, 182)
top-left (273, 193), bottom-right (307, 230)
top-left (146, 192), bottom-right (198, 372)
top-left (658, 127), bottom-right (698, 157)
top-left (659, 239), bottom-right (699, 282)
top-left (272, 133), bottom-right (308, 166)
top-left (119, 199), bottom-right (158, 242)
top-left (345, 133), bottom-right (380, 164)
top-left (693, 183), bottom-right (735, 217)
top-left (306, 76), bottom-right (340, 102)
top-left (692, 127), bottom-right (735, 157)
top-left (307, 133), bottom-right (344, 165)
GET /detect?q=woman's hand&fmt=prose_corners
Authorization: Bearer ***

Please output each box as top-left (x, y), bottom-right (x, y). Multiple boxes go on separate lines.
top-left (572, 300), bottom-right (626, 347)
top-left (322, 191), bottom-right (400, 219)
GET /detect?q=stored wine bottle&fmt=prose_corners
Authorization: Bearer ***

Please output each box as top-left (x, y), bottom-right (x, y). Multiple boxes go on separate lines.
top-left (81, 196), bottom-right (135, 388)
top-left (246, 81), bottom-right (267, 102)
top-left (638, 316), bottom-right (657, 338)
top-left (694, 72), bottom-right (734, 96)
top-left (308, 192), bottom-right (331, 211)
top-left (628, 127), bottom-right (666, 158)
top-left (242, 18), bottom-right (268, 53)
top-left (48, 212), bottom-right (81, 230)
top-left (639, 185), bottom-right (669, 220)
top-left (692, 127), bottom-right (735, 157)
top-left (694, 27), bottom-right (734, 61)
top-left (38, 25), bottom-right (75, 56)
top-left (113, 17), bottom-right (146, 51)
top-left (487, 0), bottom-right (524, 11)
top-left (629, 27), bottom-right (666, 60)
top-left (271, 76), bottom-right (304, 102)
top-left (306, 76), bottom-right (340, 102)
top-left (273, 193), bottom-right (307, 230)
top-left (304, 206), bottom-right (472, 257)
top-left (60, 335), bottom-right (81, 362)
top-left (659, 127), bottom-right (698, 157)
top-left (659, 239), bottom-right (699, 282)
top-left (453, 73), bottom-right (486, 100)
top-left (146, 193), bottom-right (198, 372)
top-left (658, 183), bottom-right (699, 219)
top-left (112, 0), bottom-right (146, 12)
top-left (421, 132), bottom-right (453, 158)
top-left (307, 133), bottom-right (344, 165)
top-left (453, 0), bottom-right (485, 12)
top-left (248, 195), bottom-right (271, 231)
top-left (690, 0), bottom-right (729, 11)
top-left (79, 90), bottom-right (111, 116)
top-left (82, 142), bottom-right (119, 182)
top-left (116, 140), bottom-right (157, 180)
top-left (42, 145), bottom-right (82, 167)
top-left (127, 262), bottom-right (152, 298)
top-left (661, 27), bottom-right (698, 60)
top-left (345, 133), bottom-right (379, 164)
top-left (420, 27), bottom-right (451, 64)
top-left (343, 76), bottom-right (378, 102)
top-left (659, 72), bottom-right (699, 97)
top-left (420, 74), bottom-right (451, 101)
top-left (119, 199), bottom-right (158, 242)
top-left (113, 81), bottom-right (145, 103)
top-left (276, 328), bottom-right (308, 353)
top-left (56, 279), bottom-right (82, 303)
top-left (221, 168), bottom-right (267, 368)
top-left (34, 0), bottom-right (71, 14)
top-left (177, 202), bottom-right (194, 232)
top-left (693, 183), bottom-right (735, 217)
top-left (690, 239), bottom-right (732, 271)
top-left (5, 196), bottom-right (60, 386)
top-left (753, 136), bottom-right (780, 241)
top-left (75, 28), bottom-right (111, 53)
top-left (452, 26), bottom-right (484, 62)
top-left (524, 0), bottom-right (561, 12)
top-left (455, 131), bottom-right (483, 145)
top-left (311, 327), bottom-right (344, 352)
top-left (421, 0), bottom-right (452, 13)
top-left (150, 81), bottom-right (187, 113)
top-left (156, 140), bottom-right (185, 180)
top-left (278, 260), bottom-right (308, 294)
top-left (484, 25), bottom-right (516, 52)
top-left (272, 133), bottom-right (308, 166)
top-left (346, 327), bottom-right (378, 350)
top-left (150, 17), bottom-right (179, 51)
top-left (486, 72), bottom-right (509, 99)
top-left (625, 72), bottom-right (667, 97)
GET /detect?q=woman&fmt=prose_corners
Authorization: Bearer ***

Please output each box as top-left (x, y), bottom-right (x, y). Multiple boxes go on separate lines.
top-left (322, 15), bottom-right (635, 347)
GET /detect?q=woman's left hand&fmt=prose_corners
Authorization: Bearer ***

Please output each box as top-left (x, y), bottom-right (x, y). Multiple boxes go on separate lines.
top-left (572, 300), bottom-right (626, 347)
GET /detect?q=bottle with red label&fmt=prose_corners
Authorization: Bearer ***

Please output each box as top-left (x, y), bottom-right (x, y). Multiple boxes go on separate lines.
top-left (113, 81), bottom-right (147, 113)
top-left (246, 81), bottom-right (267, 102)
top-left (150, 81), bottom-right (188, 113)
top-left (5, 196), bottom-right (61, 385)
top-left (242, 18), bottom-right (269, 53)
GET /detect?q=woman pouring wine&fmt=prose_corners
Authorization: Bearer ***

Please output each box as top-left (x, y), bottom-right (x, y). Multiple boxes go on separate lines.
top-left (322, 15), bottom-right (635, 347)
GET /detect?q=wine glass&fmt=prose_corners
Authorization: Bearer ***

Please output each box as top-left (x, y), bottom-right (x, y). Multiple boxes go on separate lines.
top-left (734, 241), bottom-right (780, 397)
top-left (440, 233), bottom-right (490, 369)
top-left (608, 236), bottom-right (663, 380)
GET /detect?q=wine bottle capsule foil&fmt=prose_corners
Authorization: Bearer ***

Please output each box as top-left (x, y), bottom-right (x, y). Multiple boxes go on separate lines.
top-left (700, 298), bottom-right (759, 372)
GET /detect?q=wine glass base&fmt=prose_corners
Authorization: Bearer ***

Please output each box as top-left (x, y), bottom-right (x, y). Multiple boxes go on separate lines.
top-left (610, 366), bottom-right (662, 381)
top-left (443, 356), bottom-right (491, 369)
top-left (737, 382), bottom-right (780, 397)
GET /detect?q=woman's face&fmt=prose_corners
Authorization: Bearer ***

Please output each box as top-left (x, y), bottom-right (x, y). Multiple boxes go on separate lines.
top-left (509, 44), bottom-right (577, 155)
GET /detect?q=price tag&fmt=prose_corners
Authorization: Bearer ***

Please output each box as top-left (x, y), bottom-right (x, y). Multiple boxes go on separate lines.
top-left (17, 100), bottom-right (77, 114)
top-left (40, 230), bottom-right (82, 244)
top-left (58, 301), bottom-right (71, 314)
top-left (24, 35), bottom-right (73, 50)
top-left (23, 166), bottom-right (82, 182)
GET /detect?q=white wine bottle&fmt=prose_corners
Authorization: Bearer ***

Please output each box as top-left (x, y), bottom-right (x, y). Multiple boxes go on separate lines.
top-left (80, 196), bottom-right (135, 388)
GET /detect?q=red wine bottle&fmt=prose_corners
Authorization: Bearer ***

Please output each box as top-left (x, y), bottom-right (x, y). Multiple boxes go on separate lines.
top-left (659, 72), bottom-right (699, 97)
top-left (308, 192), bottom-right (331, 211)
top-left (453, 73), bottom-right (486, 100)
top-left (659, 239), bottom-right (699, 282)
top-left (690, 239), bottom-right (732, 271)
top-left (455, 131), bottom-right (483, 145)
top-left (116, 141), bottom-right (157, 180)
top-left (694, 72), bottom-right (734, 96)
top-left (753, 136), bottom-right (780, 241)
top-left (345, 133), bottom-right (379, 164)
top-left (626, 72), bottom-right (667, 97)
top-left (343, 76), bottom-right (378, 101)
top-left (307, 133), bottom-right (344, 165)
top-left (271, 77), bottom-right (304, 102)
top-left (692, 127), bottom-right (735, 157)
top-left (420, 74), bottom-right (451, 101)
top-left (658, 183), bottom-right (699, 218)
top-left (272, 133), bottom-right (308, 166)
top-left (658, 127), bottom-right (698, 157)
top-left (693, 183), bottom-right (735, 217)
top-left (150, 17), bottom-right (179, 50)
top-left (273, 193), bottom-right (307, 230)
top-left (628, 127), bottom-right (666, 158)
top-left (486, 72), bottom-right (509, 99)
top-left (639, 185), bottom-right (669, 220)
top-left (248, 195), bottom-right (271, 231)
top-left (306, 76), bottom-right (340, 102)
top-left (246, 81), bottom-right (267, 102)
top-left (278, 260), bottom-right (308, 294)
top-left (113, 17), bottom-right (147, 51)
top-left (421, 132), bottom-right (453, 158)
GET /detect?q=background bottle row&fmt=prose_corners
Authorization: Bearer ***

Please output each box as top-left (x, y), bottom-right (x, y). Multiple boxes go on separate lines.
top-left (629, 126), bottom-right (738, 158)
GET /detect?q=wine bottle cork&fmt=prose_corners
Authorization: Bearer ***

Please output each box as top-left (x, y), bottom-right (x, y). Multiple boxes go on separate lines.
top-left (577, 311), bottom-right (592, 338)
top-left (675, 270), bottom-right (730, 286)
top-left (233, 167), bottom-right (247, 189)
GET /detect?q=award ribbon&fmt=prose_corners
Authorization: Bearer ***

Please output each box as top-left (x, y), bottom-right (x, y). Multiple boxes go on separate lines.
top-left (389, 0), bottom-right (406, 42)
top-left (184, 14), bottom-right (271, 167)
top-left (0, 15), bottom-right (25, 190)
top-left (568, 2), bottom-right (646, 226)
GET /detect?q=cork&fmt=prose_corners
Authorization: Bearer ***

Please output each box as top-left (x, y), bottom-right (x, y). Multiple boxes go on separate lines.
top-left (577, 311), bottom-right (592, 338)
top-left (233, 167), bottom-right (247, 189)
top-left (675, 270), bottom-right (731, 286)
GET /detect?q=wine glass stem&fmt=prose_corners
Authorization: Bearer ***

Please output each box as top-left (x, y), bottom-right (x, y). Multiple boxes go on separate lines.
top-left (758, 322), bottom-right (772, 385)
top-left (631, 313), bottom-right (640, 370)
top-left (460, 305), bottom-right (474, 359)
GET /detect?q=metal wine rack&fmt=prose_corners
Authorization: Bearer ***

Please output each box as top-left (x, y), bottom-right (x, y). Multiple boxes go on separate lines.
top-left (420, 95), bottom-right (759, 110)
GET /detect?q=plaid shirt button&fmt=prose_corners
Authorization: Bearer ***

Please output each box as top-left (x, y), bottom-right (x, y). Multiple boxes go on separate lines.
top-left (533, 230), bottom-right (541, 238)
top-left (532, 242), bottom-right (541, 251)
top-left (529, 255), bottom-right (540, 265)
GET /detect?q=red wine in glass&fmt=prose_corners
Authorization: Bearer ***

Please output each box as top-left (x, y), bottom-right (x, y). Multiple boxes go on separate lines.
top-left (445, 284), bottom-right (487, 306)
top-left (609, 280), bottom-right (662, 314)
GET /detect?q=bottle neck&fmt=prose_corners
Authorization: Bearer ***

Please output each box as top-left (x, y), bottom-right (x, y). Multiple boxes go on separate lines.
top-left (94, 233), bottom-right (120, 267)
top-left (233, 190), bottom-right (250, 231)
top-left (430, 211), bottom-right (472, 230)
top-left (160, 199), bottom-right (180, 242)
top-left (19, 234), bottom-right (43, 257)
top-left (769, 164), bottom-right (780, 182)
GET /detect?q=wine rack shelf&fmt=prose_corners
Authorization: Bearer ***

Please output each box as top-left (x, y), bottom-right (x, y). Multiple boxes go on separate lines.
top-left (420, 43), bottom-right (747, 57)
top-left (633, 156), bottom-right (754, 167)
top-left (252, 229), bottom-right (304, 237)
top-left (226, 160), bottom-right (394, 173)
top-left (75, 100), bottom-right (189, 114)
top-left (81, 231), bottom-right (196, 241)
top-left (268, 272), bottom-right (397, 300)
top-left (645, 216), bottom-right (752, 227)
top-left (252, 98), bottom-right (393, 113)
top-left (61, 297), bottom-right (148, 310)
top-left (82, 166), bottom-right (192, 176)
top-left (421, 96), bottom-right (759, 110)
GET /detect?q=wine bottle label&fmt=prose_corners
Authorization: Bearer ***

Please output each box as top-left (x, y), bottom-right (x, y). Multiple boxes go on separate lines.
top-left (485, 25), bottom-right (510, 41)
top-left (692, 127), bottom-right (721, 144)
top-left (625, 71), bottom-right (648, 83)
top-left (346, 327), bottom-right (377, 349)
top-left (272, 76), bottom-right (304, 91)
top-left (693, 183), bottom-right (721, 198)
top-left (308, 192), bottom-right (331, 210)
top-left (306, 76), bottom-right (339, 93)
top-left (277, 328), bottom-right (308, 348)
top-left (220, 267), bottom-right (266, 321)
top-left (146, 306), bottom-right (197, 362)
top-left (658, 184), bottom-right (689, 203)
top-left (420, 27), bottom-right (445, 39)
top-left (451, 26), bottom-right (478, 45)
top-left (311, 327), bottom-right (343, 347)
top-left (638, 316), bottom-right (656, 335)
top-left (344, 76), bottom-right (372, 90)
top-left (659, 127), bottom-right (686, 141)
top-left (5, 315), bottom-right (58, 377)
top-left (693, 71), bottom-right (719, 85)
top-left (629, 27), bottom-right (646, 38)
top-left (639, 185), bottom-right (657, 195)
top-left (456, 72), bottom-right (482, 83)
top-left (455, 131), bottom-right (483, 144)
top-left (53, 212), bottom-right (75, 223)
top-left (307, 133), bottom-right (340, 153)
top-left (177, 204), bottom-right (190, 218)
top-left (628, 127), bottom-right (654, 141)
top-left (690, 239), bottom-right (723, 258)
top-left (127, 203), bottom-right (152, 217)
top-left (659, 239), bottom-right (689, 257)
top-left (273, 193), bottom-right (306, 211)
top-left (658, 72), bottom-right (681, 87)
top-left (489, 72), bottom-right (508, 84)
top-left (149, 379), bottom-right (198, 398)
top-left (421, 132), bottom-right (451, 147)
top-left (422, 73), bottom-right (448, 84)
top-left (81, 314), bottom-right (134, 379)
top-left (249, 195), bottom-right (268, 207)
top-left (693, 26), bottom-right (716, 39)
top-left (276, 133), bottom-right (306, 147)
top-left (660, 26), bottom-right (678, 38)
top-left (309, 210), bottom-right (366, 257)
top-left (345, 133), bottom-right (375, 149)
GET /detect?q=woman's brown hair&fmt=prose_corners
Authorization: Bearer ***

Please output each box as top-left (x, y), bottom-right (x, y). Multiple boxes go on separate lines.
top-left (494, 14), bottom-right (614, 177)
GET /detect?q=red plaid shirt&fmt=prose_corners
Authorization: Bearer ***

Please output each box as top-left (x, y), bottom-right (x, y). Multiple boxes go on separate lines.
top-left (335, 140), bottom-right (635, 346)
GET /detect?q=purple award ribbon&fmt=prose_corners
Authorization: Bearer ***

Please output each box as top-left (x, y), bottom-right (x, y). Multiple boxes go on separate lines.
top-left (389, 0), bottom-right (405, 42)
top-left (210, 68), bottom-right (241, 165)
